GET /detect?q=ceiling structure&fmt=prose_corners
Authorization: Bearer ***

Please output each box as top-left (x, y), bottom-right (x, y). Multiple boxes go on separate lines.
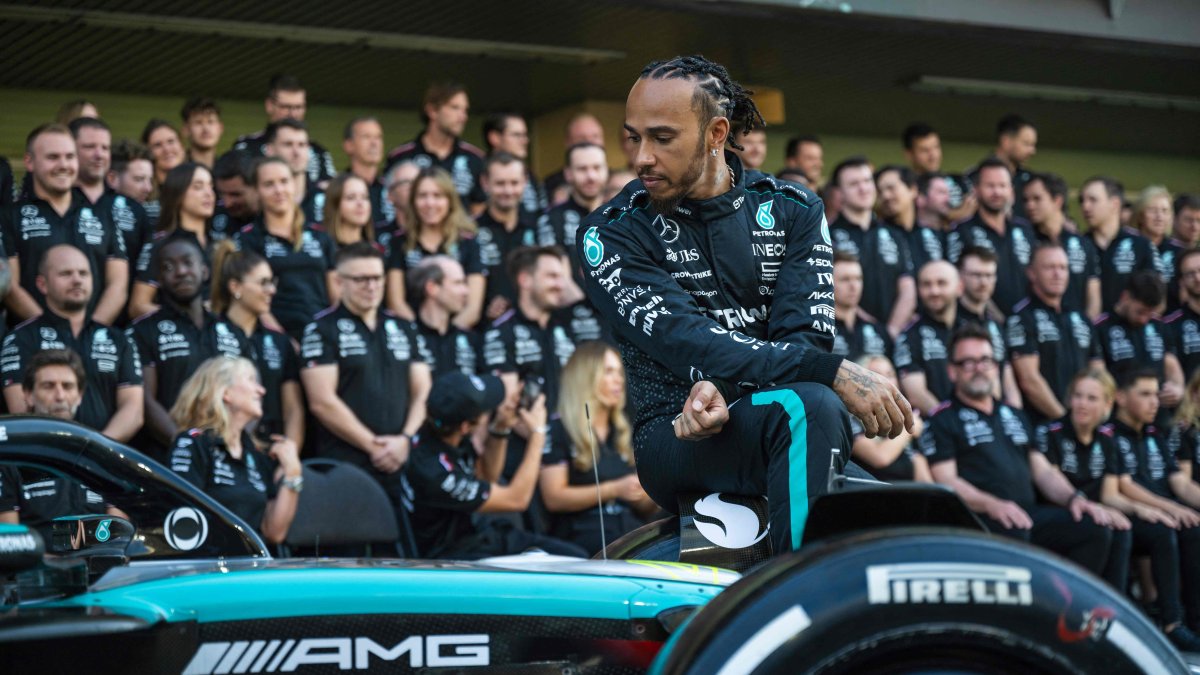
top-left (0, 0), bottom-right (1196, 155)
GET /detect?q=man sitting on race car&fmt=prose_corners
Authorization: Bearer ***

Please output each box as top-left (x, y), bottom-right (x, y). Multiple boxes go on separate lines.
top-left (922, 324), bottom-right (1116, 576)
top-left (401, 372), bottom-right (586, 559)
top-left (578, 55), bottom-right (911, 554)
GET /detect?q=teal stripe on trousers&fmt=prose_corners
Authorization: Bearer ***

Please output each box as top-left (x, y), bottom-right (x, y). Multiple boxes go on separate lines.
top-left (750, 389), bottom-right (809, 549)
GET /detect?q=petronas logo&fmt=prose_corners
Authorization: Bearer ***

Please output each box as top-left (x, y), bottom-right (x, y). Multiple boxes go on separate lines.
top-left (756, 201), bottom-right (776, 230)
top-left (96, 519), bottom-right (112, 543)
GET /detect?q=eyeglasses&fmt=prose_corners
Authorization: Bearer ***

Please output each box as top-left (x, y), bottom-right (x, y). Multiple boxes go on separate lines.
top-left (340, 273), bottom-right (384, 286)
top-left (951, 356), bottom-right (996, 370)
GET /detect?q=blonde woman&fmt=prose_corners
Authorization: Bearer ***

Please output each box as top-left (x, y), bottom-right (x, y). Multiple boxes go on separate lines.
top-left (539, 341), bottom-right (657, 554)
top-left (1136, 185), bottom-right (1181, 292)
top-left (850, 355), bottom-right (932, 482)
top-left (168, 357), bottom-right (302, 544)
top-left (385, 167), bottom-right (484, 328)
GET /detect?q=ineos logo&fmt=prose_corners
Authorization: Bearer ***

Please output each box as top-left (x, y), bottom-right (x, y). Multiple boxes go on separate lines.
top-left (164, 506), bottom-right (209, 551)
top-left (692, 493), bottom-right (769, 549)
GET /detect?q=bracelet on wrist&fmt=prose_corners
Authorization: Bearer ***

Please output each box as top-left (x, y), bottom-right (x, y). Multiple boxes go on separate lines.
top-left (488, 425), bottom-right (512, 438)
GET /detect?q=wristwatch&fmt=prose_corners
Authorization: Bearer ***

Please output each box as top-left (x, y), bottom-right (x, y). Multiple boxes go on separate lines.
top-left (281, 475), bottom-right (304, 493)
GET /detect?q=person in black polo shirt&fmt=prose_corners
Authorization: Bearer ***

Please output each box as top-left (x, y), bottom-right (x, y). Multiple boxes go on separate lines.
top-left (535, 143), bottom-right (610, 343)
top-left (410, 256), bottom-right (481, 379)
top-left (342, 116), bottom-right (395, 228)
top-left (923, 325), bottom-right (1114, 576)
top-left (482, 112), bottom-right (546, 219)
top-left (956, 246), bottom-right (1022, 408)
top-left (1094, 270), bottom-right (1184, 409)
top-left (1024, 172), bottom-right (1101, 317)
top-left (1166, 249), bottom-right (1200, 382)
top-left (211, 151), bottom-right (258, 244)
top-left (233, 74), bottom-right (336, 189)
top-left (210, 242), bottom-right (304, 448)
top-left (2, 245), bottom-right (143, 441)
top-left (264, 119), bottom-right (325, 227)
top-left (128, 162), bottom-right (217, 319)
top-left (236, 157), bottom-right (337, 340)
top-left (385, 168), bottom-right (484, 326)
top-left (1136, 186), bottom-right (1182, 298)
top-left (2, 123), bottom-right (125, 327)
top-left (106, 140), bottom-right (155, 261)
top-left (323, 173), bottom-right (378, 250)
top-left (1040, 368), bottom-right (1200, 649)
top-left (1110, 369), bottom-right (1200, 632)
top-left (966, 114), bottom-right (1036, 221)
top-left (127, 235), bottom-right (248, 457)
top-left (1008, 243), bottom-right (1104, 425)
top-left (477, 153), bottom-right (537, 323)
top-left (180, 97), bottom-right (224, 170)
top-left (876, 165), bottom-right (944, 274)
top-left (1082, 176), bottom-right (1157, 313)
top-left (540, 342), bottom-right (657, 555)
top-left (141, 119), bottom-right (185, 223)
top-left (484, 246), bottom-right (576, 411)
top-left (829, 156), bottom-right (916, 337)
top-left (947, 158), bottom-right (1036, 315)
top-left (902, 123), bottom-right (974, 219)
top-left (385, 82), bottom-right (485, 211)
top-left (5, 350), bottom-right (122, 533)
top-left (168, 356), bottom-right (301, 544)
top-left (832, 251), bottom-right (891, 362)
top-left (300, 242), bottom-right (431, 510)
top-left (0, 157), bottom-right (12, 208)
top-left (401, 371), bottom-right (585, 559)
top-left (895, 261), bottom-right (959, 415)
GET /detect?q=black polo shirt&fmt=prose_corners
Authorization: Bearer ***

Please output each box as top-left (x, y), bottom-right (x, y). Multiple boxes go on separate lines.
top-left (234, 221), bottom-right (336, 338)
top-left (344, 171), bottom-right (396, 228)
top-left (127, 304), bottom-right (248, 409)
top-left (921, 396), bottom-right (1037, 509)
top-left (521, 169), bottom-right (548, 219)
top-left (1088, 227), bottom-right (1157, 312)
top-left (893, 311), bottom-right (954, 402)
top-left (300, 304), bottom-right (424, 466)
top-left (541, 417), bottom-right (636, 527)
top-left (0, 158), bottom-right (12, 207)
top-left (299, 180), bottom-right (326, 226)
top-left (1093, 312), bottom-right (1174, 381)
top-left (209, 205), bottom-right (251, 245)
top-left (1034, 228), bottom-right (1100, 314)
top-left (966, 158), bottom-right (1032, 220)
top-left (385, 135), bottom-right (486, 206)
top-left (96, 189), bottom-right (151, 271)
top-left (888, 220), bottom-right (945, 275)
top-left (833, 312), bottom-right (892, 362)
top-left (233, 132), bottom-right (337, 187)
top-left (829, 215), bottom-right (914, 326)
top-left (946, 213), bottom-right (1036, 314)
top-left (1112, 418), bottom-right (1177, 500)
top-left (1165, 305), bottom-right (1200, 381)
top-left (220, 318), bottom-right (300, 442)
top-left (1036, 417), bottom-right (1119, 502)
top-left (483, 307), bottom-right (576, 410)
top-left (1156, 238), bottom-right (1185, 293)
top-left (476, 210), bottom-right (537, 308)
top-left (134, 229), bottom-right (217, 289)
top-left (536, 196), bottom-right (590, 253)
top-left (1176, 423), bottom-right (1200, 483)
top-left (1006, 295), bottom-right (1100, 410)
top-left (1, 311), bottom-right (142, 430)
top-left (0, 191), bottom-right (125, 314)
top-left (399, 432), bottom-right (490, 557)
top-left (0, 465), bottom-right (18, 513)
top-left (386, 232), bottom-right (484, 276)
top-left (169, 428), bottom-right (278, 532)
top-left (414, 316), bottom-right (481, 379)
top-left (553, 300), bottom-right (609, 345)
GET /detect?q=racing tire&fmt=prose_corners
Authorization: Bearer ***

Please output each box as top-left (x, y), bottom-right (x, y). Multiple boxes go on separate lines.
top-left (598, 517), bottom-right (680, 562)
top-left (654, 527), bottom-right (1187, 675)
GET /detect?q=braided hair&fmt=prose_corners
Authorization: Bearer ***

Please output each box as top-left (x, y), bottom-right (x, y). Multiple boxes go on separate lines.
top-left (639, 55), bottom-right (765, 151)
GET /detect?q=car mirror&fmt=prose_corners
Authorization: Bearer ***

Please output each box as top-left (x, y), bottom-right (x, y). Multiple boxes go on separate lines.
top-left (48, 515), bottom-right (134, 556)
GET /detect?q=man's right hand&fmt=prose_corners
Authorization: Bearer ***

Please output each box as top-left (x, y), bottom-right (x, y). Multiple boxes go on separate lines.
top-left (370, 435), bottom-right (409, 473)
top-left (832, 360), bottom-right (914, 439)
top-left (986, 499), bottom-right (1033, 530)
top-left (675, 381), bottom-right (729, 441)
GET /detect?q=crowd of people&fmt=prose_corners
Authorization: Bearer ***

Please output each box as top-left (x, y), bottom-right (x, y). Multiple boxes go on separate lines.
top-left (0, 71), bottom-right (1199, 647)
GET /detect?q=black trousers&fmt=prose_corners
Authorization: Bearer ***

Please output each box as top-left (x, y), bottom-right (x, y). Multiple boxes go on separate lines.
top-left (982, 504), bottom-right (1112, 577)
top-left (442, 519), bottom-right (588, 560)
top-left (1116, 519), bottom-right (1184, 625)
top-left (634, 382), bottom-right (852, 554)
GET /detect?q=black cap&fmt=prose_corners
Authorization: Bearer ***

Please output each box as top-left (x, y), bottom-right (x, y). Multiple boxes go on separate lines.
top-left (426, 372), bottom-right (506, 428)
